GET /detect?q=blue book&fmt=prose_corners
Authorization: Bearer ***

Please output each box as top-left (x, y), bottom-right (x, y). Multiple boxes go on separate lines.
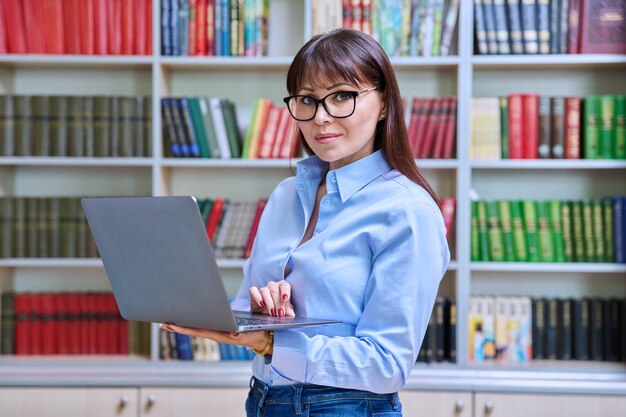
top-left (179, 98), bottom-right (201, 157)
top-left (174, 333), bottom-right (194, 360)
top-left (221, 0), bottom-right (230, 57)
top-left (178, 0), bottom-right (190, 56)
top-left (170, 0), bottom-right (180, 56)
top-left (161, 98), bottom-right (181, 156)
top-left (615, 196), bottom-right (625, 264)
top-left (218, 343), bottom-right (230, 360)
top-left (161, 0), bottom-right (172, 55)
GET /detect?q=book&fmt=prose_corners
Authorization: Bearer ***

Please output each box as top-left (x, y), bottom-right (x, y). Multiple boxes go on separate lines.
top-left (564, 96), bottom-right (581, 159)
top-left (579, 0), bottom-right (626, 54)
top-left (615, 95), bottom-right (626, 158)
top-left (583, 95), bottom-right (601, 158)
top-left (522, 200), bottom-right (540, 262)
top-left (557, 298), bottom-right (573, 360)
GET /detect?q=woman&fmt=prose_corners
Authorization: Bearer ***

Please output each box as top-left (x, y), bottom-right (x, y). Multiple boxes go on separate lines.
top-left (161, 29), bottom-right (450, 416)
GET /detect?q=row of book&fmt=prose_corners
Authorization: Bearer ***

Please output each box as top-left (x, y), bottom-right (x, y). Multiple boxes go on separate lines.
top-left (161, 0), bottom-right (269, 56)
top-left (0, 197), bottom-right (97, 259)
top-left (162, 97), bottom-right (302, 159)
top-left (313, 0), bottom-right (460, 57)
top-left (470, 296), bottom-right (625, 363)
top-left (471, 95), bottom-right (626, 160)
top-left (0, 0), bottom-right (153, 55)
top-left (197, 198), bottom-right (266, 259)
top-left (417, 297), bottom-right (456, 363)
top-left (160, 331), bottom-right (255, 361)
top-left (471, 197), bottom-right (626, 264)
top-left (0, 95), bottom-right (152, 158)
top-left (407, 96), bottom-right (457, 159)
top-left (0, 292), bottom-right (150, 356)
top-left (474, 0), bottom-right (626, 55)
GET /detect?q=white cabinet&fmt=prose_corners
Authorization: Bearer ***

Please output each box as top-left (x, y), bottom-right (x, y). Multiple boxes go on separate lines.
top-left (401, 390), bottom-right (472, 417)
top-left (139, 387), bottom-right (249, 417)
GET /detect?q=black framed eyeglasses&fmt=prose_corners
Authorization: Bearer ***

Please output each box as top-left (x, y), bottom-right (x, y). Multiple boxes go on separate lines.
top-left (283, 87), bottom-right (378, 121)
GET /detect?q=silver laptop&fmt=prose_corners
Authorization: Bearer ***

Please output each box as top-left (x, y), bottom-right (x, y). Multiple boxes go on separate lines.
top-left (81, 196), bottom-right (340, 332)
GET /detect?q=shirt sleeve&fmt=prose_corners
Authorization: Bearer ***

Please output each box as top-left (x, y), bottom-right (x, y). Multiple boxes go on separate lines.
top-left (269, 201), bottom-right (450, 393)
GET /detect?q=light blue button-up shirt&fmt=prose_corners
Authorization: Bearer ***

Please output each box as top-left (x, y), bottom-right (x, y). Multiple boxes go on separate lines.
top-left (231, 150), bottom-right (450, 393)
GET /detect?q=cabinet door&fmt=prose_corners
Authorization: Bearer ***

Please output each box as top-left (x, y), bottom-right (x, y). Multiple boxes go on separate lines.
top-left (400, 390), bottom-right (472, 417)
top-left (0, 388), bottom-right (138, 417)
top-left (140, 387), bottom-right (249, 417)
top-left (475, 392), bottom-right (626, 417)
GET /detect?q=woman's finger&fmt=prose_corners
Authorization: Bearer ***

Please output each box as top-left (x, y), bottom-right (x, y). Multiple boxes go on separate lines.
top-left (276, 281), bottom-right (292, 317)
top-left (249, 286), bottom-right (264, 311)
top-left (259, 286), bottom-right (275, 316)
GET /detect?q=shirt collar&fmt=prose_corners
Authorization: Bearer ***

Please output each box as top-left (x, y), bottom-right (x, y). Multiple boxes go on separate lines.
top-left (296, 150), bottom-right (392, 204)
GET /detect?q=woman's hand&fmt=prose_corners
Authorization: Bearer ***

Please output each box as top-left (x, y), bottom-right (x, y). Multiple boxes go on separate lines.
top-left (160, 323), bottom-right (271, 353)
top-left (249, 280), bottom-right (295, 317)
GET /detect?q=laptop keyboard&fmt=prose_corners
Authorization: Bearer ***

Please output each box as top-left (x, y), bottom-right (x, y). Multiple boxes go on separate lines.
top-left (235, 315), bottom-right (290, 326)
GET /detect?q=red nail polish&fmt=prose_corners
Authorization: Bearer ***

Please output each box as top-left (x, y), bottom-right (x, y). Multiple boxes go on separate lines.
top-left (271, 309), bottom-right (276, 316)
top-left (260, 301), bottom-right (265, 308)
top-left (282, 294), bottom-right (288, 300)
top-left (278, 308), bottom-right (284, 317)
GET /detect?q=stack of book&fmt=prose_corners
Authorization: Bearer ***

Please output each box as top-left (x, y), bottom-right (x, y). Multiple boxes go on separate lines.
top-left (407, 96), bottom-right (457, 159)
top-left (473, 0), bottom-right (626, 55)
top-left (417, 296), bottom-right (457, 363)
top-left (160, 331), bottom-right (254, 361)
top-left (0, 95), bottom-right (152, 158)
top-left (0, 0), bottom-right (152, 55)
top-left (161, 0), bottom-right (269, 56)
top-left (0, 291), bottom-right (151, 356)
top-left (471, 197), bottom-right (626, 263)
top-left (470, 95), bottom-right (626, 160)
top-left (469, 295), bottom-right (625, 363)
top-left (0, 197), bottom-right (97, 259)
top-left (313, 0), bottom-right (460, 57)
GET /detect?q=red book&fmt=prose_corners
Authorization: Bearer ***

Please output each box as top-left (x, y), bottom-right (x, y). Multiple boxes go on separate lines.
top-left (121, 0), bottom-right (133, 54)
top-left (40, 293), bottom-right (57, 355)
top-left (66, 293), bottom-right (81, 354)
top-left (63, 0), bottom-right (81, 54)
top-left (406, 97), bottom-right (420, 157)
top-left (521, 94), bottom-right (539, 159)
top-left (3, 0), bottom-right (27, 53)
top-left (94, 293), bottom-right (108, 354)
top-left (350, 0), bottom-right (362, 31)
top-left (431, 97), bottom-right (451, 159)
top-left (564, 97), bottom-right (582, 159)
top-left (116, 298), bottom-right (128, 355)
top-left (107, 0), bottom-right (121, 55)
top-left (206, 198), bottom-right (225, 242)
top-left (196, 0), bottom-right (207, 55)
top-left (55, 293), bottom-right (70, 354)
top-left (133, 0), bottom-right (147, 55)
top-left (79, 0), bottom-right (95, 54)
top-left (189, 0), bottom-right (197, 56)
top-left (86, 293), bottom-right (99, 354)
top-left (244, 199), bottom-right (267, 258)
top-left (419, 98), bottom-right (442, 158)
top-left (280, 116), bottom-right (299, 158)
top-left (30, 294), bottom-right (42, 355)
top-left (579, 0), bottom-right (626, 54)
top-left (567, 0), bottom-right (581, 54)
top-left (440, 197), bottom-right (456, 242)
top-left (14, 294), bottom-right (31, 355)
top-left (23, 0), bottom-right (46, 53)
top-left (413, 98), bottom-right (433, 158)
top-left (42, 0), bottom-right (64, 53)
top-left (258, 104), bottom-right (280, 159)
top-left (145, 0), bottom-right (152, 54)
top-left (270, 108), bottom-right (290, 158)
top-left (342, 0), bottom-right (352, 28)
top-left (207, 0), bottom-right (215, 55)
top-left (93, 0), bottom-right (108, 54)
top-left (442, 97), bottom-right (458, 159)
top-left (508, 94), bottom-right (524, 159)
top-left (104, 294), bottom-right (119, 354)
top-left (0, 0), bottom-right (7, 53)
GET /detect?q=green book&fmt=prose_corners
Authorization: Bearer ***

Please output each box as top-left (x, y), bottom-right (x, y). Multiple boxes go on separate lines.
top-left (0, 292), bottom-right (14, 354)
top-left (32, 96), bottom-right (50, 156)
top-left (12, 197), bottom-right (26, 258)
top-left (599, 95), bottom-right (615, 159)
top-left (188, 97), bottom-right (211, 158)
top-left (93, 96), bottom-right (111, 157)
top-left (471, 200), bottom-right (480, 261)
top-left (523, 200), bottom-right (540, 262)
top-left (37, 198), bottom-right (48, 258)
top-left (0, 197), bottom-right (13, 258)
top-left (49, 96), bottom-right (68, 156)
top-left (77, 200), bottom-right (88, 258)
top-left (68, 96), bottom-right (85, 157)
top-left (561, 201), bottom-right (574, 262)
top-left (15, 96), bottom-right (32, 156)
top-left (581, 199), bottom-right (595, 262)
top-left (221, 100), bottom-right (242, 158)
top-left (486, 201), bottom-right (504, 261)
top-left (47, 198), bottom-right (61, 258)
top-left (132, 96), bottom-right (145, 158)
top-left (83, 96), bottom-right (95, 157)
top-left (499, 96), bottom-right (509, 159)
top-left (537, 201), bottom-right (554, 262)
top-left (431, 0), bottom-right (445, 56)
top-left (25, 198), bottom-right (39, 257)
top-left (591, 199), bottom-right (605, 262)
top-left (60, 198), bottom-right (78, 258)
top-left (498, 200), bottom-right (516, 261)
top-left (571, 201), bottom-right (585, 262)
top-left (510, 200), bottom-right (528, 262)
top-left (109, 97), bottom-right (121, 157)
top-left (199, 97), bottom-right (221, 158)
top-left (615, 95), bottom-right (625, 159)
top-left (0, 96), bottom-right (14, 156)
top-left (583, 95), bottom-right (601, 159)
top-left (143, 96), bottom-right (152, 157)
top-left (549, 200), bottom-right (565, 262)
top-left (477, 200), bottom-right (490, 261)
top-left (241, 99), bottom-right (260, 159)
top-left (603, 197), bottom-right (614, 262)
top-left (119, 97), bottom-right (134, 157)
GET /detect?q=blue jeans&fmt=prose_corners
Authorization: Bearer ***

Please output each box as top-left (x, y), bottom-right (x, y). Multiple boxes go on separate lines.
top-left (245, 376), bottom-right (402, 417)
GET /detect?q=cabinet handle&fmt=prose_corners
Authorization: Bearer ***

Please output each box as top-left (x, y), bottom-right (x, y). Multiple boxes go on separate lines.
top-left (146, 394), bottom-right (157, 408)
top-left (454, 399), bottom-right (464, 412)
top-left (118, 395), bottom-right (129, 408)
top-left (484, 400), bottom-right (494, 415)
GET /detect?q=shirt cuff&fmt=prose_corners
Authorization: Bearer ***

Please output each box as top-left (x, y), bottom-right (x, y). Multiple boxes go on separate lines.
top-left (270, 329), bottom-right (308, 383)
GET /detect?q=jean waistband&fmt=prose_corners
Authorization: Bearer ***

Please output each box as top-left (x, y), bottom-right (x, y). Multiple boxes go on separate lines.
top-left (249, 376), bottom-right (400, 407)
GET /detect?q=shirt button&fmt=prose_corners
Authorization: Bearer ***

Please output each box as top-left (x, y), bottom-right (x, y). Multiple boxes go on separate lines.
top-left (331, 175), bottom-right (337, 183)
top-left (324, 199), bottom-right (331, 206)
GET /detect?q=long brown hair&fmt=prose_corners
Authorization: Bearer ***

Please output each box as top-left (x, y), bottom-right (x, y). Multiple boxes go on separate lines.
top-left (286, 29), bottom-right (439, 205)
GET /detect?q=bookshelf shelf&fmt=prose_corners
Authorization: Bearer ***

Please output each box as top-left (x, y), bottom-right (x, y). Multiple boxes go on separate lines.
top-left (159, 158), bottom-right (458, 169)
top-left (472, 54), bottom-right (626, 69)
top-left (470, 160), bottom-right (626, 170)
top-left (0, 157), bottom-right (154, 167)
top-left (470, 262), bottom-right (626, 274)
top-left (0, 55), bottom-right (153, 68)
top-left (158, 56), bottom-right (296, 70)
top-left (0, 259), bottom-right (103, 268)
top-left (389, 56), bottom-right (461, 68)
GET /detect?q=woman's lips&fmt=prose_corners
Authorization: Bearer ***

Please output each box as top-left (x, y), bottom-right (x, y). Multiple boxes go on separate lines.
top-left (314, 133), bottom-right (341, 144)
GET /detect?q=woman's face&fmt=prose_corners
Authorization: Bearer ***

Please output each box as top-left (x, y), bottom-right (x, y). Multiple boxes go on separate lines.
top-left (295, 79), bottom-right (384, 170)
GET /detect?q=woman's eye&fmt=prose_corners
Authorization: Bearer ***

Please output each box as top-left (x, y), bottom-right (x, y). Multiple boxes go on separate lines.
top-left (299, 96), bottom-right (315, 105)
top-left (333, 92), bottom-right (353, 102)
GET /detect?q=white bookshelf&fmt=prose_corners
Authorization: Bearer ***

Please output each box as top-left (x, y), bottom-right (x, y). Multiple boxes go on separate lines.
top-left (0, 0), bottom-right (625, 397)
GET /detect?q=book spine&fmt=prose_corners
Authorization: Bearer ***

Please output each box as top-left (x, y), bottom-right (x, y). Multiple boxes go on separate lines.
top-left (523, 200), bottom-right (540, 261)
top-left (614, 197), bottom-right (624, 264)
top-left (537, 0), bottom-right (550, 54)
top-left (557, 298), bottom-right (572, 360)
top-left (0, 198), bottom-right (13, 258)
top-left (571, 201), bottom-right (585, 262)
top-left (520, 0), bottom-right (538, 53)
top-left (561, 199), bottom-right (574, 262)
top-left (0, 96), bottom-right (14, 156)
top-left (603, 197), bottom-right (614, 263)
top-left (508, 94), bottom-right (523, 159)
top-left (531, 298), bottom-right (544, 359)
top-left (549, 0), bottom-right (560, 53)
top-left (537, 96), bottom-right (551, 158)
top-left (486, 201), bottom-right (504, 261)
top-left (567, 0), bottom-right (580, 53)
top-left (589, 298), bottom-right (603, 361)
top-left (537, 200), bottom-right (554, 262)
top-left (521, 94), bottom-right (538, 159)
top-left (507, 0), bottom-right (524, 54)
top-left (615, 96), bottom-right (626, 159)
top-left (474, 0), bottom-right (488, 55)
top-left (600, 95), bottom-right (615, 159)
top-left (592, 199), bottom-right (605, 262)
top-left (564, 96), bottom-right (581, 159)
top-left (492, 0), bottom-right (510, 54)
top-left (550, 97), bottom-right (565, 158)
top-left (93, 96), bottom-right (111, 157)
top-left (544, 298), bottom-right (557, 359)
top-left (583, 96), bottom-right (601, 159)
top-left (510, 200), bottom-right (528, 261)
top-left (477, 200), bottom-right (490, 261)
top-left (581, 199), bottom-right (595, 262)
top-left (499, 96), bottom-right (509, 158)
top-left (549, 200), bottom-right (565, 262)
top-left (471, 200), bottom-right (480, 261)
